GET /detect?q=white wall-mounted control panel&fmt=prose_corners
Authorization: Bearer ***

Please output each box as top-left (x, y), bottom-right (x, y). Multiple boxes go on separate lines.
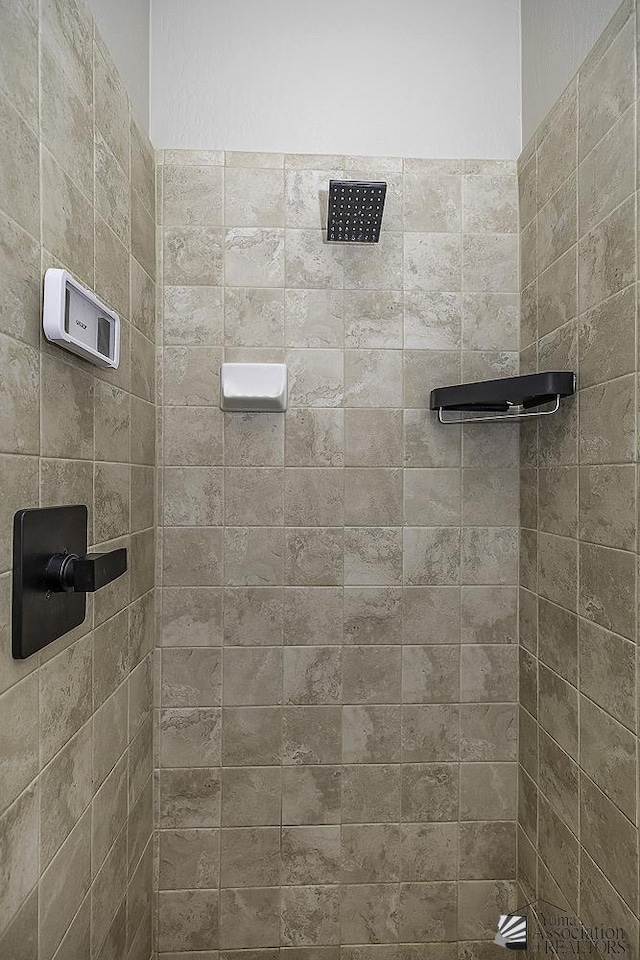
top-left (43, 268), bottom-right (120, 369)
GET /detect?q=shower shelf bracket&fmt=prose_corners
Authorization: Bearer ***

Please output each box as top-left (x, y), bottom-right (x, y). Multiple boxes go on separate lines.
top-left (430, 371), bottom-right (576, 425)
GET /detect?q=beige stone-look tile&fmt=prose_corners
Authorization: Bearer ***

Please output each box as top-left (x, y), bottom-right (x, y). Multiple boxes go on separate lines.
top-left (581, 773), bottom-right (638, 908)
top-left (458, 879), bottom-right (516, 942)
top-left (94, 39), bottom-right (129, 174)
top-left (40, 41), bottom-right (92, 200)
top-left (537, 465), bottom-right (577, 538)
top-left (285, 168), bottom-right (340, 230)
top-left (131, 187), bottom-right (156, 278)
top-left (285, 409), bottom-right (344, 467)
top-left (226, 150), bottom-right (282, 168)
top-left (0, 886), bottom-right (38, 960)
top-left (345, 527), bottom-right (402, 586)
top-left (282, 884), bottom-right (341, 945)
top-left (342, 646), bottom-right (401, 704)
top-left (220, 825), bottom-right (279, 887)
top-left (518, 154), bottom-right (536, 229)
top-left (344, 349), bottom-right (402, 407)
top-left (164, 285), bottom-right (223, 345)
top-left (158, 889), bottom-right (220, 952)
top-left (0, 672), bottom-right (38, 815)
top-left (163, 586), bottom-right (222, 647)
top-left (341, 823), bottom-right (400, 883)
top-left (40, 635), bottom-right (92, 765)
top-left (578, 196), bottom-right (635, 312)
top-left (460, 704), bottom-right (517, 761)
top-left (398, 882), bottom-right (457, 942)
top-left (461, 586), bottom-right (517, 644)
top-left (284, 646), bottom-right (341, 705)
top-left (223, 705), bottom-right (282, 765)
top-left (287, 349), bottom-right (343, 407)
top-left (281, 825), bottom-right (340, 885)
top-left (578, 15), bottom-right (635, 159)
top-left (159, 767), bottom-right (221, 829)
top-left (459, 763), bottom-right (516, 821)
top-left (538, 727), bottom-right (578, 833)
top-left (579, 107), bottom-right (635, 238)
top-left (343, 290), bottom-right (402, 349)
top-left (404, 233), bottom-right (461, 292)
top-left (579, 464), bottom-right (636, 551)
top-left (223, 647), bottom-right (283, 706)
top-left (406, 352), bottom-right (461, 413)
top-left (519, 217), bottom-right (536, 290)
top-left (538, 597), bottom-right (577, 684)
top-left (579, 284), bottom-right (635, 388)
top-left (342, 705), bottom-right (400, 763)
top-left (283, 587), bottom-right (342, 645)
top-left (224, 411), bottom-right (284, 467)
top-left (284, 288), bottom-right (343, 349)
top-left (91, 751), bottom-right (127, 876)
top-left (402, 763), bottom-right (459, 822)
top-left (402, 587), bottom-right (459, 645)
top-left (538, 663), bottom-right (578, 759)
top-left (462, 469), bottom-right (518, 527)
top-left (131, 256), bottom-right (155, 342)
top-left (459, 821), bottom-right (515, 879)
top-left (579, 375), bottom-right (635, 465)
top-left (344, 468), bottom-right (402, 527)
top-left (42, 0), bottom-right (92, 104)
top-left (219, 887), bottom-right (279, 949)
top-left (463, 176), bottom-right (518, 233)
top-left (537, 532), bottom-right (577, 611)
top-left (537, 245), bottom-right (577, 337)
top-left (460, 645), bottom-right (517, 702)
top-left (160, 707), bottom-right (222, 767)
top-left (163, 164), bottom-right (223, 227)
top-left (400, 823), bottom-right (457, 882)
top-left (404, 527), bottom-right (460, 586)
top-left (159, 827), bottom-right (219, 890)
top-left (579, 541), bottom-right (636, 640)
top-left (0, 210), bottom-right (40, 348)
top-left (402, 646), bottom-right (459, 704)
top-left (537, 91), bottom-right (577, 207)
top-left (163, 345), bottom-right (222, 405)
top-left (341, 764), bottom-right (401, 823)
top-left (461, 527), bottom-right (518, 586)
top-left (223, 767), bottom-right (279, 826)
top-left (285, 467), bottom-right (342, 527)
top-left (404, 173), bottom-right (461, 232)
top-left (580, 851), bottom-right (639, 958)
top-left (0, 88), bottom-right (39, 239)
top-left (344, 586), bottom-right (401, 645)
top-left (0, 0), bottom-right (38, 129)
top-left (285, 229), bottom-right (344, 289)
top-left (346, 409), bottom-right (403, 466)
top-left (224, 527), bottom-right (284, 586)
top-left (162, 648), bottom-right (222, 707)
top-left (0, 456), bottom-right (38, 568)
top-left (40, 805), bottom-right (90, 960)
top-left (95, 214), bottom-right (130, 319)
top-left (282, 765), bottom-right (341, 825)
top-left (402, 705), bottom-right (459, 763)
top-left (283, 705), bottom-right (341, 765)
top-left (403, 291), bottom-right (460, 350)
top-left (463, 234), bottom-right (518, 293)
top-left (403, 410), bottom-right (460, 469)
top-left (341, 884), bottom-right (399, 944)
top-left (461, 293), bottom-right (518, 352)
top-left (343, 232), bottom-right (403, 291)
top-left (580, 694), bottom-right (636, 821)
top-left (95, 132), bottom-right (129, 245)
top-left (94, 461), bottom-right (129, 542)
top-left (285, 527), bottom-right (343, 586)
top-left (223, 467), bottom-right (282, 526)
top-left (579, 617), bottom-right (635, 730)
top-left (164, 406), bottom-right (223, 467)
top-left (0, 782), bottom-right (38, 940)
top-left (162, 465), bottom-right (222, 527)
top-left (538, 795), bottom-right (578, 910)
top-left (520, 281), bottom-right (537, 350)
top-left (0, 335), bottom-right (39, 456)
top-left (164, 227), bottom-right (224, 285)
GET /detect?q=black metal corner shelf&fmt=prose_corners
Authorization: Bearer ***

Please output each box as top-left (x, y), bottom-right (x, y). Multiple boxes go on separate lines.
top-left (430, 371), bottom-right (576, 424)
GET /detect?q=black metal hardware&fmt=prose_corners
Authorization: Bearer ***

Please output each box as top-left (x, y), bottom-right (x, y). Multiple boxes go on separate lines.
top-left (327, 180), bottom-right (387, 243)
top-left (12, 505), bottom-right (128, 659)
top-left (430, 371), bottom-right (576, 424)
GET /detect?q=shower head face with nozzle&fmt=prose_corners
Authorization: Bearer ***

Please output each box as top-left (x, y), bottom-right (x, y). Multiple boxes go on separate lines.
top-left (327, 180), bottom-right (387, 243)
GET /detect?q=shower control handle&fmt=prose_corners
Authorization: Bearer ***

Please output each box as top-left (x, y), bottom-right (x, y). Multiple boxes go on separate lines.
top-left (46, 548), bottom-right (127, 593)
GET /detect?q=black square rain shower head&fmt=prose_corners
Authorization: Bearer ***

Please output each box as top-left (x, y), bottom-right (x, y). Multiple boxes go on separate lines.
top-left (327, 180), bottom-right (387, 243)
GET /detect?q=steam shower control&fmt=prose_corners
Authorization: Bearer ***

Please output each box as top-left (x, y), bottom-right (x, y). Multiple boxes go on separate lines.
top-left (45, 548), bottom-right (128, 593)
top-left (12, 504), bottom-right (128, 658)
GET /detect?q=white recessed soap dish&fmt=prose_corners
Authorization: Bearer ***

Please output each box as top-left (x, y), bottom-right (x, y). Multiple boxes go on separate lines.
top-left (220, 362), bottom-right (288, 412)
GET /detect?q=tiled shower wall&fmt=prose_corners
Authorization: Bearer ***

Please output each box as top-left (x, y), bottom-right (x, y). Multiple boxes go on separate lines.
top-left (156, 150), bottom-right (520, 954)
top-left (517, 0), bottom-right (640, 951)
top-left (0, 0), bottom-right (156, 958)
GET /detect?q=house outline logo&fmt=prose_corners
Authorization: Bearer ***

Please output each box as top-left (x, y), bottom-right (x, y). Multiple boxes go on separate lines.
top-left (495, 913), bottom-right (527, 949)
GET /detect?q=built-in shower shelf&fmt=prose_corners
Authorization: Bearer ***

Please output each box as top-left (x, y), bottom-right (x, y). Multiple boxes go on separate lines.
top-left (430, 371), bottom-right (576, 424)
